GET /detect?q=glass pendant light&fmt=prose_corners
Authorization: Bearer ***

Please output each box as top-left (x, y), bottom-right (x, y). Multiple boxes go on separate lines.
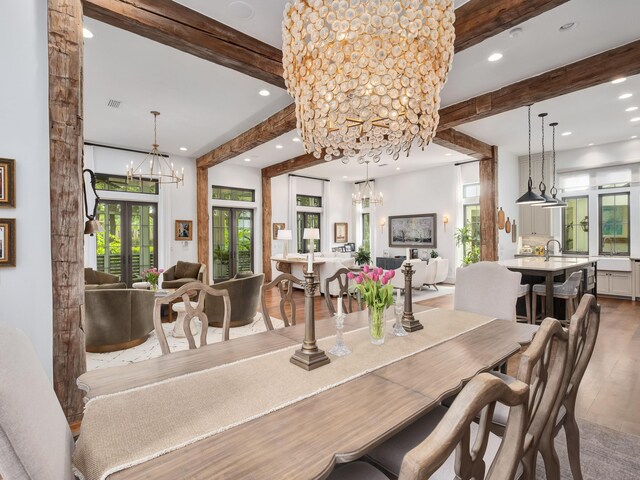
top-left (517, 105), bottom-right (545, 204)
top-left (543, 122), bottom-right (567, 209)
top-left (535, 112), bottom-right (557, 207)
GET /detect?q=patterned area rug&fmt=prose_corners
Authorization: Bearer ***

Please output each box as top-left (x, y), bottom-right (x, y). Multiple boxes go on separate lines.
top-left (86, 314), bottom-right (285, 371)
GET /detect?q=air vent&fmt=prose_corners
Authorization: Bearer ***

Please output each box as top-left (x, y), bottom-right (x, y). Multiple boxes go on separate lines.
top-left (378, 163), bottom-right (389, 167)
top-left (107, 99), bottom-right (122, 109)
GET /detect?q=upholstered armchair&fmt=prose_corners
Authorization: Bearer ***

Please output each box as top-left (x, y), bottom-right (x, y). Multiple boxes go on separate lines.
top-left (84, 267), bottom-right (126, 290)
top-left (162, 261), bottom-right (207, 289)
top-left (204, 273), bottom-right (265, 328)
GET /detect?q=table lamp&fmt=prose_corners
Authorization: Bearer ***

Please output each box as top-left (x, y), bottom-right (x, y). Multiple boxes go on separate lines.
top-left (303, 228), bottom-right (320, 265)
top-left (277, 229), bottom-right (292, 259)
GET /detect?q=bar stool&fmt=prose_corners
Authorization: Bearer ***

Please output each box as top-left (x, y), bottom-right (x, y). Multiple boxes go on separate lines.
top-left (516, 283), bottom-right (531, 323)
top-left (532, 271), bottom-right (583, 325)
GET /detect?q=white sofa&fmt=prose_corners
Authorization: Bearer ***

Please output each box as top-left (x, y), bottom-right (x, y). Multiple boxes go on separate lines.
top-left (271, 253), bottom-right (356, 296)
top-left (430, 257), bottom-right (449, 289)
top-left (389, 259), bottom-right (424, 291)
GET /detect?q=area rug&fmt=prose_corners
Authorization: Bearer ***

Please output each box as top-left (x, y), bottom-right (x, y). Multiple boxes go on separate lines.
top-left (86, 313), bottom-right (285, 371)
top-left (399, 284), bottom-right (455, 303)
top-left (535, 419), bottom-right (640, 479)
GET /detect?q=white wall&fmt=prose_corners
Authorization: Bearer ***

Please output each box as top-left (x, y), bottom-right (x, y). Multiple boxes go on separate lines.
top-left (84, 145), bottom-right (198, 270)
top-left (0, 0), bottom-right (53, 375)
top-left (497, 150), bottom-right (520, 260)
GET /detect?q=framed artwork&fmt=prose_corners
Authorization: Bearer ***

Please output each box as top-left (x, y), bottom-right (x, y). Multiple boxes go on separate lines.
top-left (334, 222), bottom-right (348, 243)
top-left (0, 218), bottom-right (16, 267)
top-left (273, 222), bottom-right (285, 240)
top-left (389, 213), bottom-right (437, 248)
top-left (0, 158), bottom-right (16, 208)
top-left (175, 220), bottom-right (193, 241)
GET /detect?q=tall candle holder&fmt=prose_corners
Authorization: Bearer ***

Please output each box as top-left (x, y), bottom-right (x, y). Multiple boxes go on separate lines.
top-left (401, 262), bottom-right (423, 332)
top-left (290, 270), bottom-right (331, 370)
top-left (329, 312), bottom-right (351, 356)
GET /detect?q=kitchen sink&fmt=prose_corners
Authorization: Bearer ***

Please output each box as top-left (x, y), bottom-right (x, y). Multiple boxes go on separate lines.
top-left (595, 257), bottom-right (632, 272)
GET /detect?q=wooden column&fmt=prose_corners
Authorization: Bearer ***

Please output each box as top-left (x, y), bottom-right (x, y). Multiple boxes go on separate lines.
top-left (48, 0), bottom-right (86, 422)
top-left (479, 147), bottom-right (499, 262)
top-left (196, 166), bottom-right (209, 278)
top-left (262, 172), bottom-right (272, 282)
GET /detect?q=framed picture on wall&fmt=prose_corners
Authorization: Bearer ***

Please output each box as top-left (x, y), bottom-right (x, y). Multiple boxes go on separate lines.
top-left (334, 222), bottom-right (348, 243)
top-left (0, 218), bottom-right (16, 267)
top-left (273, 222), bottom-right (285, 240)
top-left (0, 158), bottom-right (16, 208)
top-left (175, 220), bottom-right (193, 241)
top-left (389, 213), bottom-right (437, 248)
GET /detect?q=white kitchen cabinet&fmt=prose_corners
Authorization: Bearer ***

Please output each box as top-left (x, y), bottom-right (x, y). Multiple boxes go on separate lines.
top-left (597, 270), bottom-right (633, 297)
top-left (634, 260), bottom-right (640, 301)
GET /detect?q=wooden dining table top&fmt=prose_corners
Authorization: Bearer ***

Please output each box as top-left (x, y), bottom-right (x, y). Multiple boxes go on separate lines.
top-left (77, 306), bottom-right (538, 479)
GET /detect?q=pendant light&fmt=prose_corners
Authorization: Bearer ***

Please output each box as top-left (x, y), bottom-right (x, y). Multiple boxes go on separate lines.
top-left (535, 112), bottom-right (557, 207)
top-left (352, 161), bottom-right (383, 207)
top-left (517, 105), bottom-right (545, 204)
top-left (543, 122), bottom-right (567, 209)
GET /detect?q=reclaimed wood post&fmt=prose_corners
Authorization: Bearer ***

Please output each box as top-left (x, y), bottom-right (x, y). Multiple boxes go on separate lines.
top-left (402, 262), bottom-right (423, 332)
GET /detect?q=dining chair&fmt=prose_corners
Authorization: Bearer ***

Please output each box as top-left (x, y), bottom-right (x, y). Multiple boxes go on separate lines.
top-left (261, 273), bottom-right (303, 329)
top-left (538, 294), bottom-right (600, 480)
top-left (531, 271), bottom-right (583, 325)
top-left (324, 267), bottom-right (361, 315)
top-left (329, 372), bottom-right (529, 480)
top-left (454, 261), bottom-right (522, 321)
top-left (0, 322), bottom-right (76, 480)
top-left (153, 281), bottom-right (230, 354)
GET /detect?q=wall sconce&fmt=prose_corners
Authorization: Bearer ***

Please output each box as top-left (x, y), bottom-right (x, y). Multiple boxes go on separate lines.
top-left (443, 215), bottom-right (449, 231)
top-left (380, 218), bottom-right (386, 232)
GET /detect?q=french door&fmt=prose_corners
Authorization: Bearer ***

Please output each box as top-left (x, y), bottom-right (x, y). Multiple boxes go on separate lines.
top-left (96, 200), bottom-right (158, 286)
top-left (212, 207), bottom-right (254, 282)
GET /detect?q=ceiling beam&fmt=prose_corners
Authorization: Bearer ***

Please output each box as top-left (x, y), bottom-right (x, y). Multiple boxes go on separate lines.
top-left (196, 104), bottom-right (296, 169)
top-left (262, 152), bottom-right (325, 179)
top-left (432, 129), bottom-right (493, 160)
top-left (439, 39), bottom-right (640, 131)
top-left (82, 0), bottom-right (285, 88)
top-left (454, 0), bottom-right (570, 52)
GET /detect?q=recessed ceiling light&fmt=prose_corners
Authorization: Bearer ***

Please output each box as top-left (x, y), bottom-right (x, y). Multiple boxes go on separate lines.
top-left (488, 53), bottom-right (503, 62)
top-left (632, 135), bottom-right (638, 139)
top-left (396, 167), bottom-right (401, 171)
top-left (275, 144), bottom-right (283, 149)
top-left (82, 27), bottom-right (93, 38)
top-left (259, 89), bottom-right (270, 97)
top-left (508, 27), bottom-right (523, 38)
top-left (619, 93), bottom-right (633, 100)
top-left (611, 78), bottom-right (627, 85)
top-left (179, 147), bottom-right (188, 151)
top-left (559, 22), bottom-right (576, 32)
top-left (445, 153), bottom-right (452, 156)
top-left (561, 132), bottom-right (572, 136)
top-left (588, 143), bottom-right (594, 146)
top-left (626, 106), bottom-right (638, 112)
top-left (228, 1), bottom-right (254, 20)
top-left (292, 137), bottom-right (301, 142)
top-left (244, 158), bottom-right (251, 162)
top-left (631, 117), bottom-right (640, 123)
top-left (342, 175), bottom-right (348, 179)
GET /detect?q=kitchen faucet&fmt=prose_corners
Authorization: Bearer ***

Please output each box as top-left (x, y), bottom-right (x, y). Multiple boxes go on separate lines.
top-left (545, 239), bottom-right (563, 261)
top-left (603, 237), bottom-right (616, 256)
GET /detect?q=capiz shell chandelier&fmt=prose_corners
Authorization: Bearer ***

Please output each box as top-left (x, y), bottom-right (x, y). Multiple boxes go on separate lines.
top-left (282, 0), bottom-right (455, 164)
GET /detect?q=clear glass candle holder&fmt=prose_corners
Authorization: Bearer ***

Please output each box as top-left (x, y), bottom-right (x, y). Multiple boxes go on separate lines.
top-left (392, 301), bottom-right (408, 337)
top-left (329, 313), bottom-right (351, 356)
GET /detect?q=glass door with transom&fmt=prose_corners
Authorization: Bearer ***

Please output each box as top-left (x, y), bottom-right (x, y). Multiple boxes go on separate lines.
top-left (96, 200), bottom-right (158, 286)
top-left (212, 207), bottom-right (254, 282)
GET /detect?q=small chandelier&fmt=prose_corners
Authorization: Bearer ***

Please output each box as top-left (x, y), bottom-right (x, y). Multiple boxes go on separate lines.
top-left (352, 161), bottom-right (383, 206)
top-left (127, 111), bottom-right (184, 187)
top-left (282, 0), bottom-right (455, 164)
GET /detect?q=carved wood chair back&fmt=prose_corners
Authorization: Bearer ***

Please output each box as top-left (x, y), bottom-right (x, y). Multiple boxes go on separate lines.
top-left (398, 373), bottom-right (529, 480)
top-left (153, 281), bottom-right (230, 355)
top-left (260, 273), bottom-right (303, 329)
top-left (324, 267), bottom-right (361, 315)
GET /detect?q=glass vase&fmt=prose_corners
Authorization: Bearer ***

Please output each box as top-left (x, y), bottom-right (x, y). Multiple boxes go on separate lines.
top-left (368, 306), bottom-right (386, 345)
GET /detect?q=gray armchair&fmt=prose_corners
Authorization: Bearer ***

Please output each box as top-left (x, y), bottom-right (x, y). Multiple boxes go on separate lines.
top-left (85, 289), bottom-right (155, 352)
top-left (205, 273), bottom-right (264, 328)
top-left (162, 261), bottom-right (207, 289)
top-left (84, 267), bottom-right (126, 290)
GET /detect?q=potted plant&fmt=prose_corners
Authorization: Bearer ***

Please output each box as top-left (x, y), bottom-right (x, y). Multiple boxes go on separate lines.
top-left (454, 225), bottom-right (481, 266)
top-left (354, 246), bottom-right (371, 266)
top-left (348, 266), bottom-right (395, 345)
top-left (430, 250), bottom-right (439, 259)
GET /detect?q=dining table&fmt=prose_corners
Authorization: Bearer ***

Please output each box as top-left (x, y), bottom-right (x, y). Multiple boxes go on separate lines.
top-left (75, 305), bottom-right (538, 480)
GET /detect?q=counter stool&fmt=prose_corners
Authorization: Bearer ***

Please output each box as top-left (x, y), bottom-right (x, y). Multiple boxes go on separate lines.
top-left (171, 301), bottom-right (200, 338)
top-left (516, 283), bottom-right (531, 324)
top-left (532, 271), bottom-right (583, 325)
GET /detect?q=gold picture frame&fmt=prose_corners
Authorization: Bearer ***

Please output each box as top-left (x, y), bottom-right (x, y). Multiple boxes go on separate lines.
top-left (273, 223), bottom-right (285, 240)
top-left (175, 220), bottom-right (193, 241)
top-left (334, 222), bottom-right (348, 243)
top-left (0, 158), bottom-right (16, 208)
top-left (0, 218), bottom-right (16, 267)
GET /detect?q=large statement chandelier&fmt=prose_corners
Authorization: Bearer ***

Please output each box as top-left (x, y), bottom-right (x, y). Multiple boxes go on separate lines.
top-left (282, 0), bottom-right (455, 164)
top-left (126, 111), bottom-right (184, 187)
top-left (352, 161), bottom-right (383, 206)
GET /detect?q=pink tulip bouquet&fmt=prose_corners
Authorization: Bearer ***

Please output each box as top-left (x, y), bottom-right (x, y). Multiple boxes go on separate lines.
top-left (348, 266), bottom-right (395, 344)
top-left (142, 267), bottom-right (164, 290)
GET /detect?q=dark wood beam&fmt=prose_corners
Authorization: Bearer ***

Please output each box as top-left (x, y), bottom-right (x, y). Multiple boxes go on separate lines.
top-left (479, 147), bottom-right (499, 261)
top-left (262, 152), bottom-right (326, 179)
top-left (262, 172), bottom-right (273, 281)
top-left (82, 0), bottom-right (285, 88)
top-left (439, 39), bottom-right (640, 131)
top-left (432, 129), bottom-right (493, 160)
top-left (196, 104), bottom-right (297, 170)
top-left (49, 0), bottom-right (86, 422)
top-left (454, 0), bottom-right (570, 52)
top-left (196, 167), bottom-right (209, 276)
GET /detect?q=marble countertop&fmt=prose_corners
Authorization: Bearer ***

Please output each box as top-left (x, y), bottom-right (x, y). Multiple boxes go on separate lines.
top-left (498, 257), bottom-right (596, 271)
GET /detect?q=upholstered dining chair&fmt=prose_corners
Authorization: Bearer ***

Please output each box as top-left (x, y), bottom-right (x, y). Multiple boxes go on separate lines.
top-left (328, 372), bottom-right (530, 480)
top-left (531, 271), bottom-right (583, 325)
top-left (454, 261), bottom-right (522, 321)
top-left (0, 322), bottom-right (76, 480)
top-left (538, 294), bottom-right (600, 480)
top-left (324, 267), bottom-right (361, 316)
top-left (260, 273), bottom-right (303, 329)
top-left (153, 281), bottom-right (230, 354)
